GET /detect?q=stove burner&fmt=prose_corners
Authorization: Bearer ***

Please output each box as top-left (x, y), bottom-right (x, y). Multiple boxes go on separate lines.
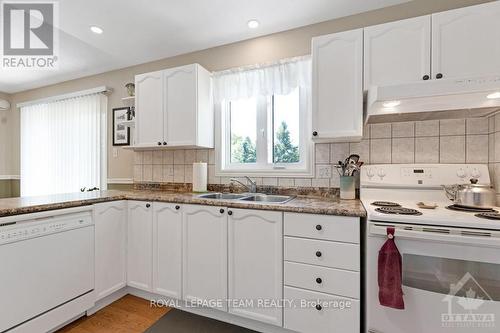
top-left (446, 204), bottom-right (497, 213)
top-left (375, 206), bottom-right (422, 216)
top-left (371, 201), bottom-right (401, 207)
top-left (475, 212), bottom-right (500, 220)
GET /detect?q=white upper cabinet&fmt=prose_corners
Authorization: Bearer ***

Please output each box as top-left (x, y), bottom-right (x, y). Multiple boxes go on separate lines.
top-left (431, 1), bottom-right (500, 80)
top-left (228, 209), bottom-right (283, 326)
top-left (127, 201), bottom-right (153, 292)
top-left (135, 63), bottom-right (213, 148)
top-left (364, 15), bottom-right (431, 89)
top-left (152, 202), bottom-right (182, 299)
top-left (182, 204), bottom-right (227, 311)
top-left (135, 70), bottom-right (164, 147)
top-left (94, 201), bottom-right (127, 301)
top-left (312, 29), bottom-right (363, 142)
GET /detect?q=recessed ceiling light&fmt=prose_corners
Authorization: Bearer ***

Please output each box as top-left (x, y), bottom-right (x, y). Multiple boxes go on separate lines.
top-left (487, 92), bottom-right (500, 99)
top-left (383, 100), bottom-right (401, 108)
top-left (90, 26), bottom-right (103, 34)
top-left (247, 20), bottom-right (259, 29)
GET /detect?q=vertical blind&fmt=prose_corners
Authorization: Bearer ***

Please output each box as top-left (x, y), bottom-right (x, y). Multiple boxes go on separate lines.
top-left (20, 93), bottom-right (107, 196)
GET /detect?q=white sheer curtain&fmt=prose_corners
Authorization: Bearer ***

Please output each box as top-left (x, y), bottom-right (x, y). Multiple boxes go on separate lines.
top-left (20, 93), bottom-right (107, 196)
top-left (213, 55), bottom-right (311, 103)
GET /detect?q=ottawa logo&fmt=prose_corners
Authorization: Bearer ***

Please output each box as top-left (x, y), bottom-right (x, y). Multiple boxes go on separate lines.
top-left (441, 272), bottom-right (495, 328)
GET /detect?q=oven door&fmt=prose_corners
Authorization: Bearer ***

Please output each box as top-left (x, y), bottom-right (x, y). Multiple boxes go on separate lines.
top-left (367, 222), bottom-right (500, 333)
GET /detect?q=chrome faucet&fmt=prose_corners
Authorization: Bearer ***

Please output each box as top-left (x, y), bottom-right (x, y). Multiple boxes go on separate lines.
top-left (230, 176), bottom-right (257, 193)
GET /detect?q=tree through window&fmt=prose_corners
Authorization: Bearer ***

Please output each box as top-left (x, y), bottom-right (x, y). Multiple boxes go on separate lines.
top-left (226, 88), bottom-right (303, 169)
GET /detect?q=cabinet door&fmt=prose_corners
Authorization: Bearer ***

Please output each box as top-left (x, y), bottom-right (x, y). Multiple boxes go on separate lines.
top-left (127, 201), bottom-right (153, 291)
top-left (228, 209), bottom-right (283, 326)
top-left (364, 15), bottom-right (431, 89)
top-left (94, 201), bottom-right (127, 301)
top-left (135, 70), bottom-right (164, 147)
top-left (312, 29), bottom-right (363, 142)
top-left (432, 1), bottom-right (500, 79)
top-left (164, 65), bottom-right (197, 146)
top-left (182, 204), bottom-right (227, 311)
top-left (152, 202), bottom-right (182, 299)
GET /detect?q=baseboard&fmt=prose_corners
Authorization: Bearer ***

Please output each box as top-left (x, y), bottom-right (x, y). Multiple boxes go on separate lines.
top-left (87, 288), bottom-right (129, 315)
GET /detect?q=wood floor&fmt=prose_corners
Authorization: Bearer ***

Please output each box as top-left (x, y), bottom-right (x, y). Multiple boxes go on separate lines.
top-left (57, 295), bottom-right (170, 333)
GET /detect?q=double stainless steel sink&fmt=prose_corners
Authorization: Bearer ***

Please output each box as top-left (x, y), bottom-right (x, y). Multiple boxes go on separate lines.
top-left (196, 192), bottom-right (295, 204)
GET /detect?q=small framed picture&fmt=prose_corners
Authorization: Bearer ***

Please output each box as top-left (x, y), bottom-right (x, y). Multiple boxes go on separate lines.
top-left (113, 107), bottom-right (131, 146)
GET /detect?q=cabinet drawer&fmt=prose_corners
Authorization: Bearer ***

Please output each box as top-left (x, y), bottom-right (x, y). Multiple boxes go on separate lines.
top-left (285, 262), bottom-right (359, 299)
top-left (284, 237), bottom-right (359, 271)
top-left (284, 286), bottom-right (359, 333)
top-left (284, 213), bottom-right (359, 243)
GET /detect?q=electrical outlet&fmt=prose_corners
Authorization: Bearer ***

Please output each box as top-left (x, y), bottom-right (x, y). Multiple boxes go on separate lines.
top-left (113, 148), bottom-right (118, 158)
top-left (316, 165), bottom-right (332, 178)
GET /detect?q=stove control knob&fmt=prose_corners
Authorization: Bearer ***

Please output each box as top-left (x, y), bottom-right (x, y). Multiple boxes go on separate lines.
top-left (377, 168), bottom-right (386, 179)
top-left (470, 168), bottom-right (481, 179)
top-left (366, 168), bottom-right (374, 178)
top-left (456, 168), bottom-right (467, 179)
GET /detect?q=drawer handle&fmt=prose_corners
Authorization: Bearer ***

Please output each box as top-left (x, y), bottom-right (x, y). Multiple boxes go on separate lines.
top-left (146, 203), bottom-right (151, 208)
top-left (316, 251), bottom-right (322, 258)
top-left (315, 224), bottom-right (322, 231)
top-left (228, 210), bottom-right (233, 216)
top-left (220, 208), bottom-right (225, 214)
top-left (315, 304), bottom-right (322, 311)
top-left (316, 277), bottom-right (322, 284)
top-left (175, 205), bottom-right (180, 210)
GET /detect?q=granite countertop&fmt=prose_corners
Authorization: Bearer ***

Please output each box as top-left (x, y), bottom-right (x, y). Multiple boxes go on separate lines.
top-left (0, 190), bottom-right (366, 218)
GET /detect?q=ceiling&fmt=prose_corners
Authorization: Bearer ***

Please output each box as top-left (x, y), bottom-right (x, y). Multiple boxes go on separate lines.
top-left (0, 0), bottom-right (409, 94)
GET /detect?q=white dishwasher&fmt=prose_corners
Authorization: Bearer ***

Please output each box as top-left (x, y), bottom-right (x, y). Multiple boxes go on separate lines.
top-left (0, 210), bottom-right (94, 332)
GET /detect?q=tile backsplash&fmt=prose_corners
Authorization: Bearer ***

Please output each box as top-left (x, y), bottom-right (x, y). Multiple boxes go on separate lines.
top-left (134, 117), bottom-right (499, 190)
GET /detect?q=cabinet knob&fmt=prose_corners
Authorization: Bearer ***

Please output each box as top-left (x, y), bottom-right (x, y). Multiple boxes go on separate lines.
top-left (157, 142), bottom-right (162, 146)
top-left (175, 205), bottom-right (180, 210)
top-left (163, 142), bottom-right (167, 145)
top-left (228, 210), bottom-right (233, 216)
top-left (422, 75), bottom-right (430, 80)
top-left (312, 131), bottom-right (318, 137)
top-left (316, 277), bottom-right (323, 284)
top-left (316, 224), bottom-right (322, 231)
top-left (315, 304), bottom-right (322, 311)
top-left (220, 208), bottom-right (225, 214)
top-left (436, 73), bottom-right (443, 79)
top-left (146, 203), bottom-right (151, 208)
top-left (316, 251), bottom-right (322, 258)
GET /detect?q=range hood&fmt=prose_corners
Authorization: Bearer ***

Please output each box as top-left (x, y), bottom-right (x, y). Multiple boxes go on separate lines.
top-left (366, 76), bottom-right (500, 124)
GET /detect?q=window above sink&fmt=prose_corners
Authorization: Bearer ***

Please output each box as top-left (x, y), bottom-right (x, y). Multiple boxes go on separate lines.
top-left (213, 57), bottom-right (314, 178)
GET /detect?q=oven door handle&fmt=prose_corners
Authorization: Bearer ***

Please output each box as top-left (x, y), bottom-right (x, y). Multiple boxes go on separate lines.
top-left (369, 223), bottom-right (500, 248)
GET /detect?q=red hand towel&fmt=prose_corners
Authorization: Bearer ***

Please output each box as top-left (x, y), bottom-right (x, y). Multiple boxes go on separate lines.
top-left (378, 227), bottom-right (405, 310)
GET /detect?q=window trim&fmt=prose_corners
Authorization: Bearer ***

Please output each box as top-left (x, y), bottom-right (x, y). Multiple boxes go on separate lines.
top-left (215, 87), bottom-right (313, 177)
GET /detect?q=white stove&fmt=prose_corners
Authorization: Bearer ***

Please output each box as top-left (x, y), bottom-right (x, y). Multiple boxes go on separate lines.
top-left (361, 164), bottom-right (500, 333)
top-left (361, 164), bottom-right (500, 230)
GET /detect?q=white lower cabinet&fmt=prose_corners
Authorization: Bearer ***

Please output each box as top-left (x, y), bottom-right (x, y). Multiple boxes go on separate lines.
top-left (94, 201), bottom-right (127, 301)
top-left (284, 286), bottom-right (360, 333)
top-left (152, 202), bottom-right (182, 299)
top-left (228, 208), bottom-right (283, 326)
top-left (127, 201), bottom-right (153, 291)
top-left (284, 213), bottom-right (360, 333)
top-left (117, 203), bottom-right (361, 332)
top-left (182, 204), bottom-right (228, 311)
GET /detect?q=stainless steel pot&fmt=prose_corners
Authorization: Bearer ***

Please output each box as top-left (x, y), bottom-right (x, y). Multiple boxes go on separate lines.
top-left (442, 178), bottom-right (496, 208)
